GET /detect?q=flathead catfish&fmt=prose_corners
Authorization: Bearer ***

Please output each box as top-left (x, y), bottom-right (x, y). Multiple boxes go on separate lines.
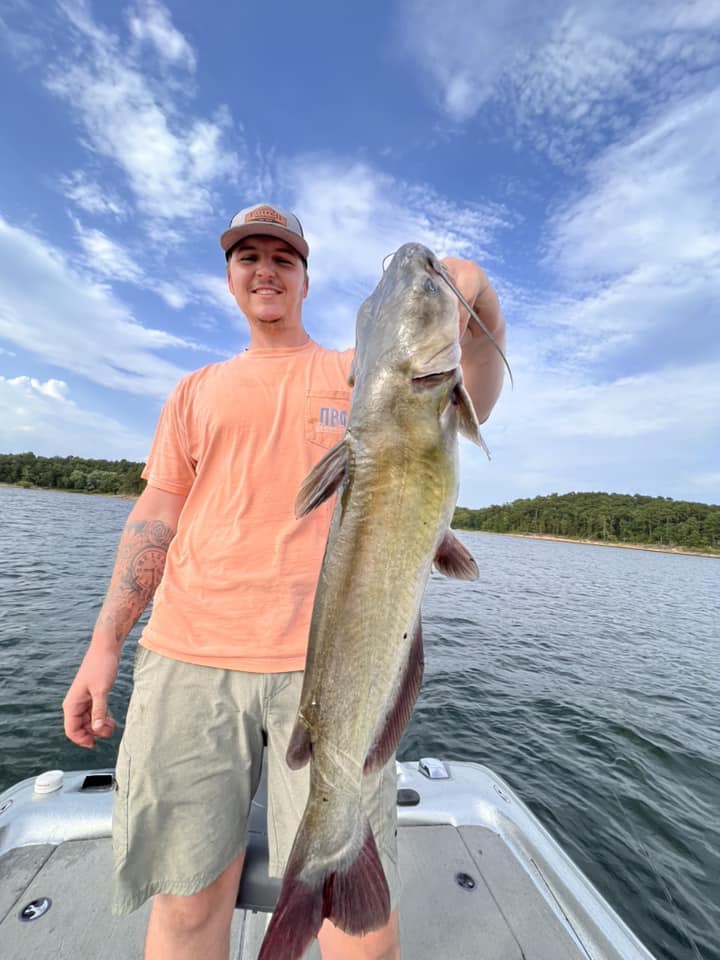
top-left (258, 243), bottom-right (488, 959)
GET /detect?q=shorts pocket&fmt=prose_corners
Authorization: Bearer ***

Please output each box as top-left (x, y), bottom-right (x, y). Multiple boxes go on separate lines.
top-left (305, 389), bottom-right (351, 449)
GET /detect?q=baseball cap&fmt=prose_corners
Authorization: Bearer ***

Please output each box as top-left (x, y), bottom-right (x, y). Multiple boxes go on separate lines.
top-left (220, 203), bottom-right (309, 263)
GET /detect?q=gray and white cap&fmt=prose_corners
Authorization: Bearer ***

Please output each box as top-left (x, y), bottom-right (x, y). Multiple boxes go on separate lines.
top-left (220, 203), bottom-right (309, 262)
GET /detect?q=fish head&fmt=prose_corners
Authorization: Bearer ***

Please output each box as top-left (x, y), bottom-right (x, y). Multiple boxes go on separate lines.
top-left (351, 243), bottom-right (461, 391)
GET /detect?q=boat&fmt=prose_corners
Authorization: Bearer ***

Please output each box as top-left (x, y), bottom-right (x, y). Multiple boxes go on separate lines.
top-left (0, 756), bottom-right (657, 959)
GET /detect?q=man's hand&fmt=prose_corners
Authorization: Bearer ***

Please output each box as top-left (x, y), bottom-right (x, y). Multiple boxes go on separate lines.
top-left (63, 645), bottom-right (120, 748)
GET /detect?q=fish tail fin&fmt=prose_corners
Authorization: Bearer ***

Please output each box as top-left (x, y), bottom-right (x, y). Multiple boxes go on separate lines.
top-left (326, 820), bottom-right (390, 933)
top-left (258, 816), bottom-right (390, 960)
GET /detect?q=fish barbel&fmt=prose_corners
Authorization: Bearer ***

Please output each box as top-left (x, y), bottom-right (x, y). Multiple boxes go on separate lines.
top-left (258, 242), bottom-right (486, 959)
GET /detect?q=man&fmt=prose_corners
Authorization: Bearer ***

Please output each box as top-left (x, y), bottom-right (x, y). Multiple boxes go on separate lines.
top-left (63, 203), bottom-right (507, 960)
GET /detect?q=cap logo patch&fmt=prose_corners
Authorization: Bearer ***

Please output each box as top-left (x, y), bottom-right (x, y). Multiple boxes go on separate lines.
top-left (245, 206), bottom-right (287, 227)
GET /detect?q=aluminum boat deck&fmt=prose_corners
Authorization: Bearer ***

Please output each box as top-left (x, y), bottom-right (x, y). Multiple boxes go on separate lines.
top-left (0, 759), bottom-right (657, 959)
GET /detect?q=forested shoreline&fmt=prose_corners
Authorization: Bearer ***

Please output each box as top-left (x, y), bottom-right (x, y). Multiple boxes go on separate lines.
top-left (454, 492), bottom-right (720, 554)
top-left (0, 452), bottom-right (144, 496)
top-left (2, 453), bottom-right (718, 554)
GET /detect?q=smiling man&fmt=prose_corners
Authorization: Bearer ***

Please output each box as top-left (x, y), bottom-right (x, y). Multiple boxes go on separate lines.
top-left (63, 203), bottom-right (507, 960)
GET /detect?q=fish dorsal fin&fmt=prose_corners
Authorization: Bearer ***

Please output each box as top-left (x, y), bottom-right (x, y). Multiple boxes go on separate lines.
top-left (453, 381), bottom-right (490, 458)
top-left (295, 439), bottom-right (349, 518)
top-left (364, 619), bottom-right (424, 774)
top-left (434, 530), bottom-right (479, 580)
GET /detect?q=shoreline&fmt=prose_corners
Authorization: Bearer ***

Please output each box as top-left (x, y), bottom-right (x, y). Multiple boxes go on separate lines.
top-left (0, 482), bottom-right (137, 501)
top-left (464, 529), bottom-right (719, 559)
top-left (3, 485), bottom-right (717, 558)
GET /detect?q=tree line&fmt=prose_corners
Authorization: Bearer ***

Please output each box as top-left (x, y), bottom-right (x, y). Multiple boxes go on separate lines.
top-left (453, 492), bottom-right (720, 553)
top-left (0, 452), bottom-right (145, 496)
top-left (3, 456), bottom-right (718, 552)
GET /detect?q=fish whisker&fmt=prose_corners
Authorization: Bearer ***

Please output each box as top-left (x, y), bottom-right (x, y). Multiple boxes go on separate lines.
top-left (434, 263), bottom-right (514, 388)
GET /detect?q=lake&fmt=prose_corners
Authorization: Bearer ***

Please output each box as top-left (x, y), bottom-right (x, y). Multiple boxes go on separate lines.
top-left (0, 485), bottom-right (718, 960)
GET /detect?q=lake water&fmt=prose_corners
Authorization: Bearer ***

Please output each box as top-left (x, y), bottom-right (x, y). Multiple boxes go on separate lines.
top-left (0, 485), bottom-right (718, 959)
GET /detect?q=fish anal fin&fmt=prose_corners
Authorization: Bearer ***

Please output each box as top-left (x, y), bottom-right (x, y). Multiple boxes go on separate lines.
top-left (434, 530), bottom-right (479, 580)
top-left (286, 716), bottom-right (312, 770)
top-left (364, 620), bottom-right (424, 774)
top-left (295, 440), bottom-right (348, 518)
top-left (453, 382), bottom-right (490, 458)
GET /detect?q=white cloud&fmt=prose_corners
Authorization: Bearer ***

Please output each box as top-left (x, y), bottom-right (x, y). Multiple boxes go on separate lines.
top-left (453, 75), bottom-right (720, 508)
top-left (45, 0), bottom-right (240, 223)
top-left (190, 273), bottom-right (239, 318)
top-left (396, 0), bottom-right (551, 122)
top-left (0, 214), bottom-right (191, 397)
top-left (548, 91), bottom-right (720, 278)
top-left (69, 220), bottom-right (211, 314)
top-left (0, 2), bottom-right (45, 62)
top-left (396, 0), bottom-right (720, 163)
top-left (72, 219), bottom-right (145, 284)
top-left (291, 159), bottom-right (509, 284)
top-left (286, 159), bottom-right (512, 347)
top-left (128, 0), bottom-right (196, 70)
top-left (0, 374), bottom-right (150, 459)
top-left (457, 353), bottom-right (720, 507)
top-left (59, 170), bottom-right (127, 219)
top-left (533, 87), bottom-right (720, 378)
top-left (155, 282), bottom-right (190, 310)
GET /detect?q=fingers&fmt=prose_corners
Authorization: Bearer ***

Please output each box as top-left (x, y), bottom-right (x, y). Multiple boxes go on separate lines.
top-left (64, 706), bottom-right (96, 748)
top-left (90, 692), bottom-right (116, 735)
top-left (63, 690), bottom-right (116, 749)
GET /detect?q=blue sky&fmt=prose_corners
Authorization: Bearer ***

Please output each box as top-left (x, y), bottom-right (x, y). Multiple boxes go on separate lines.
top-left (0, 0), bottom-right (718, 508)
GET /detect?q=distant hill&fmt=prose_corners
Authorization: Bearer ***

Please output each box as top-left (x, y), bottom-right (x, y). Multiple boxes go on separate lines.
top-left (453, 492), bottom-right (720, 554)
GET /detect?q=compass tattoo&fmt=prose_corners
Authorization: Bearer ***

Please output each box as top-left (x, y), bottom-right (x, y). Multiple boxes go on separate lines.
top-left (98, 519), bottom-right (175, 643)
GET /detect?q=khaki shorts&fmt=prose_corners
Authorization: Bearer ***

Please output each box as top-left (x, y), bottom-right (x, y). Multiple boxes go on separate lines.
top-left (112, 647), bottom-right (400, 914)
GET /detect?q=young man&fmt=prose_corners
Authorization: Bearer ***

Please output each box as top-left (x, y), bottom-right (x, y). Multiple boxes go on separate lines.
top-left (63, 203), bottom-right (507, 960)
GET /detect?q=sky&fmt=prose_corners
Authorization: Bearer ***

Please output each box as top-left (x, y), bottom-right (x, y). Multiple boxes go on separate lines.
top-left (0, 0), bottom-right (718, 509)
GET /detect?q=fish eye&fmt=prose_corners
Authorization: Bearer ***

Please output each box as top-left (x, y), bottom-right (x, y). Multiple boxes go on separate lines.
top-left (422, 276), bottom-right (437, 294)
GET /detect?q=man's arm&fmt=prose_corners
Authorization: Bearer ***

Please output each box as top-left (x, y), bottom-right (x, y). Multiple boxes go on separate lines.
top-left (442, 257), bottom-right (507, 424)
top-left (63, 484), bottom-right (187, 748)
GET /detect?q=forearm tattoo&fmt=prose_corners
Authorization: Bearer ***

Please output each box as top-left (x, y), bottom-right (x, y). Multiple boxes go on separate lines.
top-left (98, 520), bottom-right (175, 643)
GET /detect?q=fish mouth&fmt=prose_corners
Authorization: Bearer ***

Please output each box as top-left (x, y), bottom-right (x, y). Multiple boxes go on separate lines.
top-left (413, 341), bottom-right (461, 379)
top-left (412, 367), bottom-right (458, 391)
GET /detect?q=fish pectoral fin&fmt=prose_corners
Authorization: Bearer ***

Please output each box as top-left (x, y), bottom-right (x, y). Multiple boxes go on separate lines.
top-left (453, 382), bottom-right (490, 458)
top-left (286, 716), bottom-right (312, 770)
top-left (434, 530), bottom-right (479, 580)
top-left (295, 439), bottom-right (349, 518)
top-left (364, 619), bottom-right (424, 774)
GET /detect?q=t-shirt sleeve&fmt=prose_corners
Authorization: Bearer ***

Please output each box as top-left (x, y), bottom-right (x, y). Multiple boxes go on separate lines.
top-left (141, 378), bottom-right (196, 495)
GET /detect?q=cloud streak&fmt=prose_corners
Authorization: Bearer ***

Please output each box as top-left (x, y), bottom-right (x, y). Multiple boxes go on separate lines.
top-left (0, 215), bottom-right (192, 397)
top-left (46, 0), bottom-right (240, 223)
top-left (397, 0), bottom-right (720, 165)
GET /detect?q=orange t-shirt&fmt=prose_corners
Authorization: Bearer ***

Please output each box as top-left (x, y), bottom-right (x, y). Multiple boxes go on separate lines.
top-left (139, 340), bottom-right (353, 671)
